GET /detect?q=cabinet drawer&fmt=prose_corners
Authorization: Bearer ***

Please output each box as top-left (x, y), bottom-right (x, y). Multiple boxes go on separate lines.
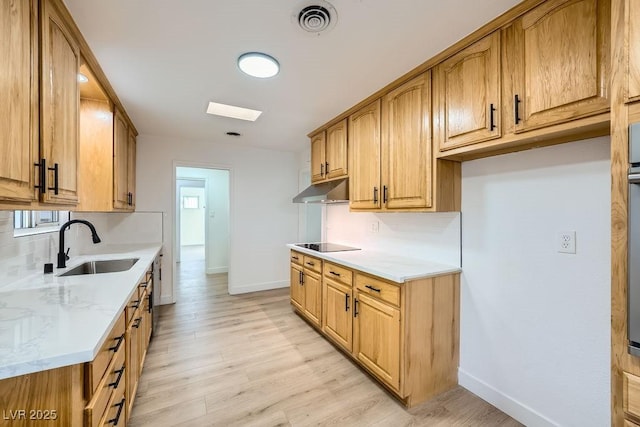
top-left (303, 255), bottom-right (322, 274)
top-left (85, 345), bottom-right (125, 427)
top-left (125, 290), bottom-right (141, 326)
top-left (323, 262), bottom-right (353, 286)
top-left (355, 273), bottom-right (400, 307)
top-left (98, 372), bottom-right (126, 427)
top-left (290, 251), bottom-right (303, 265)
top-left (626, 420), bottom-right (640, 427)
top-left (86, 311), bottom-right (125, 396)
top-left (625, 372), bottom-right (640, 419)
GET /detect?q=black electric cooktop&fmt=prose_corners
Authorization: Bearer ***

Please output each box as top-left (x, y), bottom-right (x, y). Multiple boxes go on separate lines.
top-left (294, 243), bottom-right (360, 253)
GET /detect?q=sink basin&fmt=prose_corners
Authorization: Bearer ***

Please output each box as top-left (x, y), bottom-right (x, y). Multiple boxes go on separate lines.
top-left (59, 258), bottom-right (140, 277)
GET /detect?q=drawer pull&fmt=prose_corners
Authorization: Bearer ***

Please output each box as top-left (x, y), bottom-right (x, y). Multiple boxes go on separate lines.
top-left (365, 284), bottom-right (381, 293)
top-left (306, 261), bottom-right (315, 266)
top-left (345, 293), bottom-right (350, 312)
top-left (329, 271), bottom-right (341, 277)
top-left (292, 256), bottom-right (299, 260)
top-left (109, 334), bottom-right (124, 353)
top-left (131, 299), bottom-right (140, 309)
top-left (108, 366), bottom-right (125, 389)
top-left (108, 397), bottom-right (126, 425)
top-left (133, 317), bottom-right (142, 328)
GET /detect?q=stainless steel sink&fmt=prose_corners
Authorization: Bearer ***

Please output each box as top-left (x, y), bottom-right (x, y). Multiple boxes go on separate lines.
top-left (59, 258), bottom-right (140, 277)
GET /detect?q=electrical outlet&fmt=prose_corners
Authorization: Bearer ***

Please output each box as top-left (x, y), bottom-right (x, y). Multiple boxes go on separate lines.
top-left (371, 221), bottom-right (379, 233)
top-left (557, 231), bottom-right (576, 254)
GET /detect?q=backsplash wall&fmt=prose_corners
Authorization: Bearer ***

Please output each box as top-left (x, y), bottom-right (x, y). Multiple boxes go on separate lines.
top-left (0, 211), bottom-right (60, 284)
top-left (324, 205), bottom-right (461, 266)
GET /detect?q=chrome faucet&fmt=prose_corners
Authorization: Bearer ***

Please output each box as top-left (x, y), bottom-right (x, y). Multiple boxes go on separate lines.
top-left (57, 220), bottom-right (101, 268)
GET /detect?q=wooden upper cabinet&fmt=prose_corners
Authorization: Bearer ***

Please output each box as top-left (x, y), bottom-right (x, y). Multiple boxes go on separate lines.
top-left (627, 0), bottom-right (640, 102)
top-left (382, 71), bottom-right (432, 209)
top-left (0, 0), bottom-right (38, 203)
top-left (325, 119), bottom-right (348, 180)
top-left (508, 0), bottom-right (610, 132)
top-left (127, 129), bottom-right (137, 209)
top-left (310, 131), bottom-right (326, 183)
top-left (434, 31), bottom-right (501, 151)
top-left (113, 109), bottom-right (129, 210)
top-left (349, 100), bottom-right (381, 210)
top-left (40, 0), bottom-right (80, 205)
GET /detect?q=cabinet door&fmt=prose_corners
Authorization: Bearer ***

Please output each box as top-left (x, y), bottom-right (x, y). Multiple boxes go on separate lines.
top-left (382, 71), bottom-right (432, 209)
top-left (310, 132), bottom-right (326, 183)
top-left (628, 0), bottom-right (640, 101)
top-left (113, 109), bottom-right (129, 210)
top-left (0, 0), bottom-right (38, 202)
top-left (510, 0), bottom-right (609, 131)
top-left (353, 291), bottom-right (401, 391)
top-left (325, 119), bottom-right (348, 180)
top-left (434, 31), bottom-right (501, 151)
top-left (349, 100), bottom-right (381, 209)
top-left (323, 279), bottom-right (352, 351)
top-left (40, 0), bottom-right (80, 205)
top-left (126, 316), bottom-right (140, 417)
top-left (303, 269), bottom-right (322, 327)
top-left (127, 129), bottom-right (136, 209)
top-left (290, 263), bottom-right (304, 311)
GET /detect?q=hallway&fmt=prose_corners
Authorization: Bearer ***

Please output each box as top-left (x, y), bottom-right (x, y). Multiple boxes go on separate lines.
top-left (128, 258), bottom-right (521, 426)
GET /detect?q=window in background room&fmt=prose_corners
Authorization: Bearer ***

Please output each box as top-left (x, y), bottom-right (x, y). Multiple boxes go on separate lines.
top-left (182, 196), bottom-right (199, 209)
top-left (13, 210), bottom-right (70, 237)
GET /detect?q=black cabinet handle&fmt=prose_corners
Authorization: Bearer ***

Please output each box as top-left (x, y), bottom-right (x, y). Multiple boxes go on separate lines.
top-left (325, 162), bottom-right (329, 175)
top-left (148, 292), bottom-right (153, 313)
top-left (514, 94), bottom-right (521, 125)
top-left (365, 284), bottom-right (381, 293)
top-left (34, 159), bottom-right (46, 194)
top-left (345, 293), bottom-right (350, 312)
top-left (108, 397), bottom-right (126, 425)
top-left (329, 271), bottom-right (341, 277)
top-left (108, 366), bottom-right (125, 389)
top-left (298, 270), bottom-right (302, 285)
top-left (300, 272), bottom-right (304, 285)
top-left (320, 163), bottom-right (324, 176)
top-left (373, 187), bottom-right (378, 203)
top-left (292, 256), bottom-right (299, 260)
top-left (131, 299), bottom-right (140, 309)
top-left (383, 185), bottom-right (388, 204)
top-left (354, 299), bottom-right (359, 318)
top-left (489, 103), bottom-right (496, 131)
top-left (109, 334), bottom-right (124, 353)
top-left (47, 163), bottom-right (59, 195)
top-left (306, 261), bottom-right (315, 266)
top-left (133, 317), bottom-right (142, 328)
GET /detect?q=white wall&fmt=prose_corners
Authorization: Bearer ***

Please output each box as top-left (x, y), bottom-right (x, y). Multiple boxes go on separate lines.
top-left (459, 137), bottom-right (611, 427)
top-left (136, 134), bottom-right (299, 299)
top-left (325, 205), bottom-right (461, 267)
top-left (179, 186), bottom-right (205, 246)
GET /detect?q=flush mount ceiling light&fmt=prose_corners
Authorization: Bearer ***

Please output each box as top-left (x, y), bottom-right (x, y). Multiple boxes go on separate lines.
top-left (77, 73), bottom-right (89, 83)
top-left (206, 102), bottom-right (262, 121)
top-left (237, 52), bottom-right (280, 78)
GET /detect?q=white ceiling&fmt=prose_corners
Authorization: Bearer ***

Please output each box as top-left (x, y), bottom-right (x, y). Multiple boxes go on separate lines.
top-left (64, 0), bottom-right (522, 152)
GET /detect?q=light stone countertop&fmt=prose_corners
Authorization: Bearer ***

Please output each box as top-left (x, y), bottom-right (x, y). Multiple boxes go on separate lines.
top-left (0, 243), bottom-right (162, 380)
top-left (286, 244), bottom-right (461, 283)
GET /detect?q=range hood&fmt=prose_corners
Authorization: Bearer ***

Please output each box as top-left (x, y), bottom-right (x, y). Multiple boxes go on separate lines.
top-left (292, 178), bottom-right (349, 204)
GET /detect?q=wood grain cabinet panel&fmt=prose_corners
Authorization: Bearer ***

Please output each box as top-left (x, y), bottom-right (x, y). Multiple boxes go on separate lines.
top-left (325, 119), bottom-right (348, 179)
top-left (349, 99), bottom-right (382, 209)
top-left (0, 0), bottom-right (38, 203)
top-left (310, 131), bottom-right (326, 183)
top-left (509, 0), bottom-right (610, 131)
top-left (290, 261), bottom-right (304, 311)
top-left (625, 372), bottom-right (640, 419)
top-left (382, 71), bottom-right (432, 209)
top-left (40, 0), bottom-right (80, 205)
top-left (323, 279), bottom-right (353, 352)
top-left (353, 291), bottom-right (401, 392)
top-left (303, 269), bottom-right (322, 327)
top-left (627, 0), bottom-right (640, 102)
top-left (434, 31), bottom-right (501, 151)
top-left (113, 109), bottom-right (129, 210)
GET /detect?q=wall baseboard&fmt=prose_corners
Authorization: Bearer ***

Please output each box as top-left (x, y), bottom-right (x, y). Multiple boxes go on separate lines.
top-left (206, 266), bottom-right (228, 274)
top-left (229, 280), bottom-right (289, 295)
top-left (159, 294), bottom-right (174, 305)
top-left (458, 368), bottom-right (559, 427)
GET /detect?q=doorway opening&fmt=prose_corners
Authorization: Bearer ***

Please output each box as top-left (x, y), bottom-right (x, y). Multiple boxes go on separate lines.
top-left (174, 166), bottom-right (230, 295)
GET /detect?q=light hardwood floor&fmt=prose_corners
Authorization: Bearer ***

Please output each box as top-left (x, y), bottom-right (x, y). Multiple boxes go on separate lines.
top-left (129, 256), bottom-right (522, 427)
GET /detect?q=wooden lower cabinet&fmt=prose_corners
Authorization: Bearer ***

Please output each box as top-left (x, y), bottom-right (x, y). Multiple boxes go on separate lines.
top-left (353, 290), bottom-right (401, 391)
top-left (289, 250), bottom-right (460, 407)
top-left (289, 252), bottom-right (322, 328)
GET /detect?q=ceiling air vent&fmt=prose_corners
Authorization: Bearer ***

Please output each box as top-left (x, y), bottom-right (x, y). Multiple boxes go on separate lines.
top-left (293, 1), bottom-right (337, 36)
